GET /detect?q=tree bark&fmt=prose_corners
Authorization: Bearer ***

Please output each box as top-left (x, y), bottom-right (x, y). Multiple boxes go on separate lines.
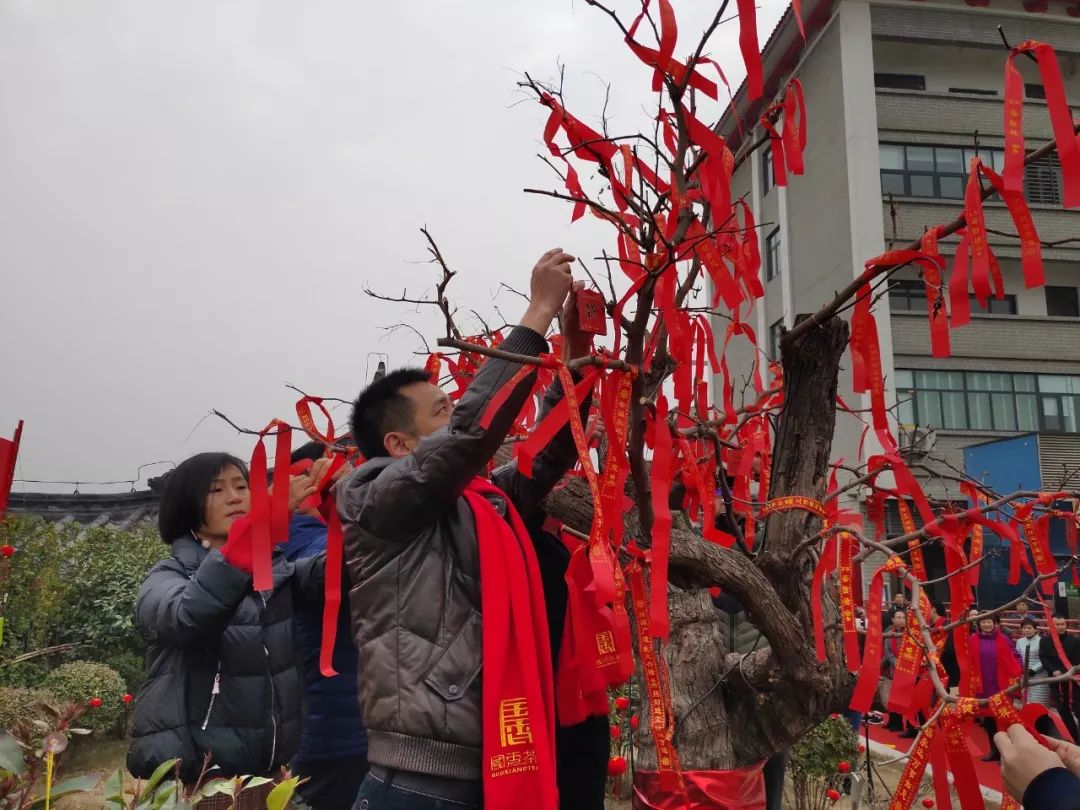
top-left (543, 316), bottom-right (852, 770)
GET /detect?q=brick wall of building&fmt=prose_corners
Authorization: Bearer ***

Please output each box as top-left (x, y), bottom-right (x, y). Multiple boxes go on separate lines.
top-left (891, 312), bottom-right (1080, 363)
top-left (882, 198), bottom-right (1080, 259)
top-left (870, 3), bottom-right (1080, 55)
top-left (876, 91), bottom-right (1062, 142)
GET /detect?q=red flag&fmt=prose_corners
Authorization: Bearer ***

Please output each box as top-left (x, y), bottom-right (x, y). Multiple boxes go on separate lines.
top-left (0, 421), bottom-right (23, 520)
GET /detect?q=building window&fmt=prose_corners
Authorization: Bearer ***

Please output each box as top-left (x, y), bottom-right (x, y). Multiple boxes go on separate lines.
top-left (1025, 152), bottom-right (1063, 205)
top-left (948, 87), bottom-right (998, 96)
top-left (762, 148), bottom-right (773, 195)
top-left (888, 280), bottom-right (1016, 315)
top-left (896, 369), bottom-right (1080, 433)
top-left (879, 144), bottom-right (1003, 200)
top-left (1025, 83), bottom-right (1047, 100)
top-left (878, 143), bottom-right (1059, 205)
top-left (769, 319), bottom-right (785, 361)
top-left (875, 73), bottom-right (926, 91)
top-left (1047, 286), bottom-right (1080, 317)
top-left (765, 228), bottom-right (782, 282)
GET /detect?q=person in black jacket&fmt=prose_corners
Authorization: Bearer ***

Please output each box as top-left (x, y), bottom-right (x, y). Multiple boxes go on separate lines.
top-left (1040, 613), bottom-right (1080, 744)
top-left (281, 442), bottom-right (367, 810)
top-left (127, 451), bottom-right (327, 801)
top-left (523, 512), bottom-right (610, 810)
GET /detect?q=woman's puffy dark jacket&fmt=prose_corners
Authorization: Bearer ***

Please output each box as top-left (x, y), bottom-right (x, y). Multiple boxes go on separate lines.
top-left (126, 536), bottom-right (324, 783)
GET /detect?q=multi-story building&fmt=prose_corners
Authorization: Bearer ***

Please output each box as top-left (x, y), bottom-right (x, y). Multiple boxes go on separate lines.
top-left (714, 0), bottom-right (1080, 600)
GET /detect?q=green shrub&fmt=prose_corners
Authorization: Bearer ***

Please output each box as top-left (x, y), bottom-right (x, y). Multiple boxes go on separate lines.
top-left (43, 661), bottom-right (126, 738)
top-left (789, 715), bottom-right (860, 810)
top-left (0, 517), bottom-right (165, 693)
top-left (0, 686), bottom-right (58, 732)
top-left (101, 648), bottom-right (147, 694)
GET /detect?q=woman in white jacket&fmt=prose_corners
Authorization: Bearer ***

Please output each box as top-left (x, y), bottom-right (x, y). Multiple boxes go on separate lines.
top-left (1017, 617), bottom-right (1052, 707)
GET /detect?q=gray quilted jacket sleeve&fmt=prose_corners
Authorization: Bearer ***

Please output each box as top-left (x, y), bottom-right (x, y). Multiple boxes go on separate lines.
top-left (342, 326), bottom-right (552, 541)
top-left (134, 551), bottom-right (251, 647)
top-left (491, 372), bottom-right (591, 521)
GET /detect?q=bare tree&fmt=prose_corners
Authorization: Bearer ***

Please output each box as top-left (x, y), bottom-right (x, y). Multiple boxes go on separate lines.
top-left (361, 3), bottom-right (1080, 802)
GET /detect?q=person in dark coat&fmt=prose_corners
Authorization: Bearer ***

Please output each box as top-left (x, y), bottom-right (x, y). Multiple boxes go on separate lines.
top-left (280, 443), bottom-right (368, 810)
top-left (127, 452), bottom-right (326, 804)
top-left (523, 512), bottom-right (609, 810)
top-left (1040, 613), bottom-right (1080, 743)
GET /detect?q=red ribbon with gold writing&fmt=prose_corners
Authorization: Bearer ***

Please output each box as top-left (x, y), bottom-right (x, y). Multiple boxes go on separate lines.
top-left (649, 394), bottom-right (675, 640)
top-left (839, 531), bottom-right (861, 672)
top-left (1005, 41), bottom-right (1080, 209)
top-left (627, 561), bottom-right (685, 794)
top-left (1021, 512), bottom-right (1057, 596)
top-left (918, 228), bottom-right (950, 358)
top-left (851, 555), bottom-right (907, 712)
top-left (889, 699), bottom-right (979, 810)
top-left (964, 159), bottom-right (993, 308)
top-left (897, 500), bottom-right (927, 581)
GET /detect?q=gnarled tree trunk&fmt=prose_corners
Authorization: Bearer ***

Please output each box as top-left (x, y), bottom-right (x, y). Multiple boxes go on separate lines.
top-left (544, 316), bottom-right (853, 769)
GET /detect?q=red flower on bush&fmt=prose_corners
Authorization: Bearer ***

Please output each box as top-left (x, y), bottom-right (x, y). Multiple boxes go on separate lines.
top-left (610, 725), bottom-right (621, 739)
top-left (826, 789), bottom-right (841, 803)
top-left (607, 756), bottom-right (628, 776)
top-left (922, 800), bottom-right (935, 808)
top-left (858, 743), bottom-right (867, 753)
top-left (837, 760), bottom-right (851, 773)
top-left (630, 715), bottom-right (640, 731)
top-left (0, 545), bottom-right (14, 558)
top-left (614, 696), bottom-right (630, 711)
top-left (87, 697), bottom-right (103, 709)
top-left (122, 693), bottom-right (134, 704)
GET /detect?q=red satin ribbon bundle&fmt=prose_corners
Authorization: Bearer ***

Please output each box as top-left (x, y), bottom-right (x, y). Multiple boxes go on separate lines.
top-left (247, 419), bottom-right (292, 592)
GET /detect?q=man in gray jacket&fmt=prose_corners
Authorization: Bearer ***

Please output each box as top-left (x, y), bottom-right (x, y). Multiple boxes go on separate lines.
top-left (338, 248), bottom-right (591, 809)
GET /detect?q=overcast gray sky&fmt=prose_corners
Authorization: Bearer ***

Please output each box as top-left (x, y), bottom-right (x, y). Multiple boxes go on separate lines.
top-left (0, 0), bottom-right (786, 492)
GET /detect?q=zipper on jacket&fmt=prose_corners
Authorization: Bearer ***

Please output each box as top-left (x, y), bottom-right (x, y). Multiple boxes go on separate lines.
top-left (201, 662), bottom-right (222, 731)
top-left (260, 593), bottom-right (278, 771)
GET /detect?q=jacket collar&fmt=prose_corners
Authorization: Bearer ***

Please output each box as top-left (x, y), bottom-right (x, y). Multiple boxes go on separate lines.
top-left (169, 533), bottom-right (294, 588)
top-left (170, 534), bottom-right (209, 573)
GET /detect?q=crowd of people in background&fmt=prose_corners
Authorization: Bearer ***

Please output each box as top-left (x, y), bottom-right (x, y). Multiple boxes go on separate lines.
top-left (872, 593), bottom-right (1080, 763)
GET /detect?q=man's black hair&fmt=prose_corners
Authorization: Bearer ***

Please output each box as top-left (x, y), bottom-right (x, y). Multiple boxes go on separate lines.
top-left (350, 368), bottom-right (434, 459)
top-left (1021, 617), bottom-right (1038, 629)
top-left (291, 441), bottom-right (325, 465)
top-left (1054, 611), bottom-right (1069, 620)
top-left (158, 452), bottom-right (248, 543)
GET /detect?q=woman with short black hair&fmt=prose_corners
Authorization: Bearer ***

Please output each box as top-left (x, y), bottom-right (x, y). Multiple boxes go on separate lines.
top-left (127, 451), bottom-right (328, 808)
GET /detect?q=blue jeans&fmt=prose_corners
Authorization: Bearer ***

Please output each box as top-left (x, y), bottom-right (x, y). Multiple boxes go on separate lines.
top-left (352, 771), bottom-right (482, 810)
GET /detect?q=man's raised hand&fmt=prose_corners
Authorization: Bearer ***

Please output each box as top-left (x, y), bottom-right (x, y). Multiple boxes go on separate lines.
top-left (521, 248), bottom-right (574, 335)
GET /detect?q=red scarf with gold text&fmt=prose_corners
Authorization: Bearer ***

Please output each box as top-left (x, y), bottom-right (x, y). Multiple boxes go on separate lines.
top-left (463, 477), bottom-right (558, 810)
